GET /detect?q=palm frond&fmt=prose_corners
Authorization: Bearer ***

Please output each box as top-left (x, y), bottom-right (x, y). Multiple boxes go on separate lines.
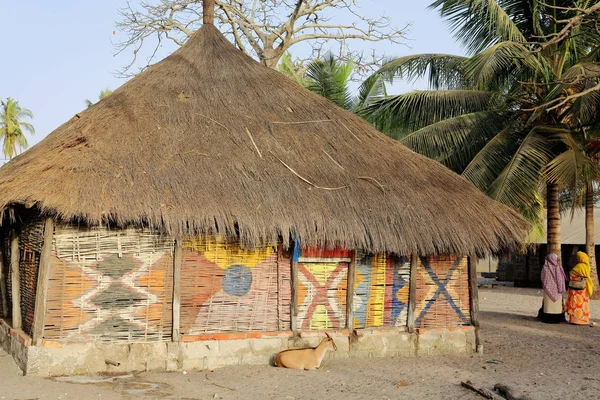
top-left (544, 132), bottom-right (598, 193)
top-left (466, 41), bottom-right (545, 88)
top-left (99, 88), bottom-right (113, 100)
top-left (363, 89), bottom-right (502, 134)
top-left (16, 109), bottom-right (34, 120)
top-left (277, 53), bottom-right (305, 85)
top-left (461, 120), bottom-right (524, 192)
top-left (401, 110), bottom-right (514, 170)
top-left (489, 127), bottom-right (557, 208)
top-left (355, 73), bottom-right (386, 112)
top-left (18, 122), bottom-right (35, 135)
top-left (376, 54), bottom-right (469, 89)
top-left (304, 54), bottom-right (354, 110)
top-left (429, 0), bottom-right (527, 55)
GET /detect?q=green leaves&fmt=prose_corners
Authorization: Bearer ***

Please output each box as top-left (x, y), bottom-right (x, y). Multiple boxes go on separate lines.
top-left (279, 53), bottom-right (387, 113)
top-left (363, 89), bottom-right (501, 135)
top-left (402, 110), bottom-right (514, 171)
top-left (465, 41), bottom-right (546, 89)
top-left (376, 53), bottom-right (469, 89)
top-left (362, 0), bottom-right (600, 230)
top-left (488, 127), bottom-right (556, 208)
top-left (85, 88), bottom-right (113, 109)
top-left (428, 0), bottom-right (527, 55)
top-left (304, 54), bottom-right (355, 110)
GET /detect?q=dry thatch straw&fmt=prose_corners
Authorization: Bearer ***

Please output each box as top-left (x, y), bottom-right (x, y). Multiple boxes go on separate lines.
top-left (0, 23), bottom-right (527, 256)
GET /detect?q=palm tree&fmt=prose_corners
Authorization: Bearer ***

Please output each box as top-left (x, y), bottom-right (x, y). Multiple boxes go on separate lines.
top-left (555, 140), bottom-right (600, 296)
top-left (0, 98), bottom-right (35, 160)
top-left (85, 88), bottom-right (113, 108)
top-left (279, 53), bottom-right (386, 113)
top-left (363, 1), bottom-right (600, 267)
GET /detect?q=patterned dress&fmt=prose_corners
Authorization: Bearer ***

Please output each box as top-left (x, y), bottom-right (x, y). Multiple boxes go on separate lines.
top-left (566, 271), bottom-right (590, 325)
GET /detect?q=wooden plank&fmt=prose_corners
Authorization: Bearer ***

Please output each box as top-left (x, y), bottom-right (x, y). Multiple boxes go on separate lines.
top-left (0, 244), bottom-right (8, 318)
top-left (297, 257), bottom-right (352, 263)
top-left (407, 254), bottom-right (418, 333)
top-left (172, 239), bottom-right (182, 341)
top-left (32, 218), bottom-right (54, 345)
top-left (468, 255), bottom-right (482, 352)
top-left (10, 231), bottom-right (21, 330)
top-left (290, 250), bottom-right (299, 334)
top-left (345, 251), bottom-right (356, 329)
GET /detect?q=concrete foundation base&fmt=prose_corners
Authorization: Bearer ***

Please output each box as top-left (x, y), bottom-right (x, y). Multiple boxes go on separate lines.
top-left (0, 323), bottom-right (476, 376)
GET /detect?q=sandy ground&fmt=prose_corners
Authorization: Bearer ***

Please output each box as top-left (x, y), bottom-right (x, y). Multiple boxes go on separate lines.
top-left (1, 287), bottom-right (599, 400)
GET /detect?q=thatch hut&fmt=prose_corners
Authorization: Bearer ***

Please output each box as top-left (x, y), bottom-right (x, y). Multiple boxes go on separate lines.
top-left (0, 1), bottom-right (526, 376)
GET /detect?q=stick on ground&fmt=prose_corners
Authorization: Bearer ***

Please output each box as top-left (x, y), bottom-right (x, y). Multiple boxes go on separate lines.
top-left (494, 383), bottom-right (534, 400)
top-left (461, 380), bottom-right (503, 399)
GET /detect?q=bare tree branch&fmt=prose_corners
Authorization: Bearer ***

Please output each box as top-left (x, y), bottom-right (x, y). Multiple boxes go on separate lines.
top-left (114, 0), bottom-right (409, 76)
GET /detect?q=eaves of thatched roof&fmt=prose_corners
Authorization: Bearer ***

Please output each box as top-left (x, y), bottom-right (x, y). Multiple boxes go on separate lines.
top-left (0, 22), bottom-right (527, 256)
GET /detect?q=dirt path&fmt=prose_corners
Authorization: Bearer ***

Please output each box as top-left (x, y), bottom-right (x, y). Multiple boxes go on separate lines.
top-left (1, 287), bottom-right (599, 400)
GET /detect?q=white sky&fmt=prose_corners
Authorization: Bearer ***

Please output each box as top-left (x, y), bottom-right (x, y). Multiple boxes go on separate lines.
top-left (0, 1), bottom-right (464, 156)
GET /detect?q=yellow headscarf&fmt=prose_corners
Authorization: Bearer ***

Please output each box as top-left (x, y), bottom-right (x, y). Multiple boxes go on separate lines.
top-left (572, 251), bottom-right (594, 297)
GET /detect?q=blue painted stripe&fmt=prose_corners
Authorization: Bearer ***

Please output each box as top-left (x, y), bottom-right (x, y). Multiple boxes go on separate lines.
top-left (415, 257), bottom-right (470, 325)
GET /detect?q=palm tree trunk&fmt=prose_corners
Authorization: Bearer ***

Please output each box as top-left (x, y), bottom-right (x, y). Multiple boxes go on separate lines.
top-left (586, 183), bottom-right (599, 298)
top-left (547, 183), bottom-right (561, 264)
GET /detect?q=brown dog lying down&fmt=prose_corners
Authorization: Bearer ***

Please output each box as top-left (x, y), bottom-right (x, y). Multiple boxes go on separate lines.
top-left (275, 334), bottom-right (337, 370)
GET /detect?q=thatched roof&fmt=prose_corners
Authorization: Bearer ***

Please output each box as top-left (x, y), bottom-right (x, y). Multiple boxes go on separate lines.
top-left (0, 22), bottom-right (527, 255)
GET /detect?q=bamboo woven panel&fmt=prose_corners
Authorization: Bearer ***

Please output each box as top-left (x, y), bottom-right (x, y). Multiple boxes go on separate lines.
top-left (18, 215), bottom-right (44, 336)
top-left (414, 256), bottom-right (471, 328)
top-left (2, 234), bottom-right (11, 318)
top-left (297, 261), bottom-right (348, 330)
top-left (180, 236), bottom-right (285, 334)
top-left (353, 253), bottom-right (410, 329)
top-left (277, 248), bottom-right (292, 331)
top-left (44, 224), bottom-right (174, 343)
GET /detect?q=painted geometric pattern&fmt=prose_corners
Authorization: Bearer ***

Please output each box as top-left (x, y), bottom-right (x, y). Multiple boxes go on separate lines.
top-left (180, 237), bottom-right (290, 334)
top-left (414, 256), bottom-right (471, 328)
top-left (297, 262), bottom-right (348, 330)
top-left (353, 253), bottom-right (410, 329)
top-left (44, 225), bottom-right (174, 342)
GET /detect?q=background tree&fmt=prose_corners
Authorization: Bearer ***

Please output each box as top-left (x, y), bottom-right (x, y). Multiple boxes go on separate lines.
top-left (115, 0), bottom-right (408, 75)
top-left (279, 52), bottom-right (386, 113)
top-left (0, 98), bottom-right (35, 160)
top-left (85, 88), bottom-right (113, 108)
top-left (363, 0), bottom-right (600, 268)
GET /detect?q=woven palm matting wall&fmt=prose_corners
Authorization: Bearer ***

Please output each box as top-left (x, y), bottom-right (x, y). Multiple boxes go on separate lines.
top-left (181, 237), bottom-right (291, 334)
top-left (1, 232), bottom-right (10, 319)
top-left (297, 258), bottom-right (348, 330)
top-left (44, 225), bottom-right (175, 342)
top-left (415, 256), bottom-right (471, 328)
top-left (353, 253), bottom-right (410, 329)
top-left (18, 214), bottom-right (45, 336)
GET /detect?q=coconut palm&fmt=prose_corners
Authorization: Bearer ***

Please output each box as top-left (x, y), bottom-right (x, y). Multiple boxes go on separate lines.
top-left (363, 0), bottom-right (600, 266)
top-left (0, 98), bottom-right (35, 160)
top-left (280, 53), bottom-right (387, 115)
top-left (556, 140), bottom-right (600, 295)
top-left (85, 88), bottom-right (113, 108)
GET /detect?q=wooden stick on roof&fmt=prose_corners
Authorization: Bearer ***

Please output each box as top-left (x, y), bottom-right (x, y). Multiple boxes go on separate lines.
top-left (204, 0), bottom-right (215, 25)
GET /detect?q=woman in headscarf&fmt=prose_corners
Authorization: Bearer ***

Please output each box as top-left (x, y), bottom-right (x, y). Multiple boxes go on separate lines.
top-left (565, 251), bottom-right (594, 325)
top-left (539, 253), bottom-right (566, 323)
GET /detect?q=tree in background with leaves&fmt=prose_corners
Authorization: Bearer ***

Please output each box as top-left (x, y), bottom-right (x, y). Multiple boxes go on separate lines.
top-left (85, 88), bottom-right (113, 108)
top-left (278, 52), bottom-right (386, 113)
top-left (363, 1), bottom-right (600, 275)
top-left (0, 98), bottom-right (35, 160)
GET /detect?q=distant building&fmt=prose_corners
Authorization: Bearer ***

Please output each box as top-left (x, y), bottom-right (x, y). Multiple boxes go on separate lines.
top-left (497, 208), bottom-right (600, 286)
